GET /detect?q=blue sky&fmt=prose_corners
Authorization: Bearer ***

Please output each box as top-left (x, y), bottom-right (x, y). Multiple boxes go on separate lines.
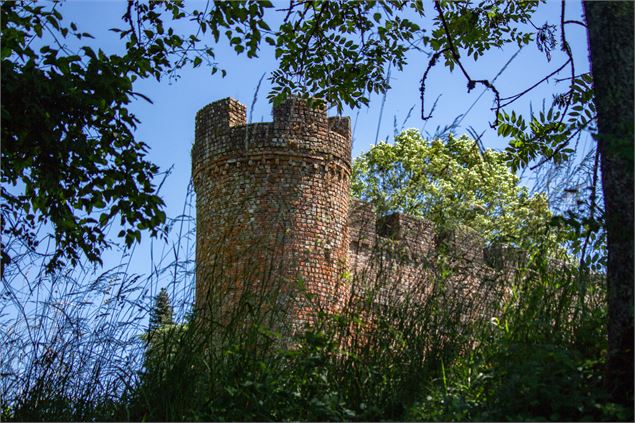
top-left (25, 0), bottom-right (594, 294)
top-left (59, 0), bottom-right (591, 193)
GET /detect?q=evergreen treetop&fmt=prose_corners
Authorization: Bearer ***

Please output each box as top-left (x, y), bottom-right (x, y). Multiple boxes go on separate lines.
top-left (149, 288), bottom-right (174, 331)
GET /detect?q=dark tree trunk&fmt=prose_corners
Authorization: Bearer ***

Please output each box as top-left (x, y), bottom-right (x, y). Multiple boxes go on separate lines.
top-left (584, 0), bottom-right (634, 408)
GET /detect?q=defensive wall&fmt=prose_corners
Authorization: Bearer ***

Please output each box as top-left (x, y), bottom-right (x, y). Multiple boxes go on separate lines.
top-left (192, 97), bottom-right (522, 327)
top-left (348, 199), bottom-right (517, 326)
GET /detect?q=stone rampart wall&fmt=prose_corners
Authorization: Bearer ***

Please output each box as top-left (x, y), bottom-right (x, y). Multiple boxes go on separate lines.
top-left (347, 199), bottom-right (511, 322)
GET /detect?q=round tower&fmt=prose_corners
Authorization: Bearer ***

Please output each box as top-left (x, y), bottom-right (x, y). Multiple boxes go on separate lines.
top-left (192, 97), bottom-right (352, 327)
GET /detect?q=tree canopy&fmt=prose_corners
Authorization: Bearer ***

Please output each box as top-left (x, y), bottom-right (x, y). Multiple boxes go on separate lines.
top-left (0, 1), bottom-right (269, 273)
top-left (149, 287), bottom-right (174, 331)
top-left (353, 129), bottom-right (555, 250)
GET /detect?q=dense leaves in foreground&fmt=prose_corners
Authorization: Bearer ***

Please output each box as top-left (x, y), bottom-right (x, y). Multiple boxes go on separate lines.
top-left (1, 2), bottom-right (166, 272)
top-left (0, 0), bottom-right (271, 273)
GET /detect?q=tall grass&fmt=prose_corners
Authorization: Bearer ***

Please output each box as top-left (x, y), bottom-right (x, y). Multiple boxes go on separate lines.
top-left (1, 180), bottom-right (197, 421)
top-left (406, 246), bottom-right (622, 421)
top-left (1, 180), bottom-right (623, 421)
top-left (125, 214), bottom-right (510, 421)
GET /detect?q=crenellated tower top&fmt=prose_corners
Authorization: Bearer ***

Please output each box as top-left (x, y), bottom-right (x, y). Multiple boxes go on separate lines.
top-left (192, 97), bottom-right (351, 188)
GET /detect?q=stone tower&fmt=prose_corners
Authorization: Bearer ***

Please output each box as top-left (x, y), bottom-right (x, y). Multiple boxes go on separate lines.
top-left (192, 97), bottom-right (352, 325)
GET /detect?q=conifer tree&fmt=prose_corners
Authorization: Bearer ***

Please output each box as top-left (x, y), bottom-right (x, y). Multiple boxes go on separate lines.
top-left (149, 288), bottom-right (174, 331)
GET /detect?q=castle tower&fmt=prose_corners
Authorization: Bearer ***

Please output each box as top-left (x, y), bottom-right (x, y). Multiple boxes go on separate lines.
top-left (192, 97), bottom-right (352, 327)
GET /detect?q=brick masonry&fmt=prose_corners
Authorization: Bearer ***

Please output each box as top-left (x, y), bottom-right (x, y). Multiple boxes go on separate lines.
top-left (192, 97), bottom-right (352, 326)
top-left (192, 97), bottom-right (515, 327)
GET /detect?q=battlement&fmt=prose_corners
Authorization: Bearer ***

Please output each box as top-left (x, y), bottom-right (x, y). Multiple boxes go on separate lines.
top-left (192, 97), bottom-right (352, 187)
top-left (349, 199), bottom-right (525, 268)
top-left (327, 116), bottom-right (352, 139)
top-left (195, 97), bottom-right (247, 136)
top-left (272, 96), bottom-right (328, 129)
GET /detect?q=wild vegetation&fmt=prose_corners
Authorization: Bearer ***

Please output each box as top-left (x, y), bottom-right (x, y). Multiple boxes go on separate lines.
top-left (1, 131), bottom-right (627, 421)
top-left (1, 0), bottom-right (632, 421)
top-left (353, 130), bottom-right (557, 249)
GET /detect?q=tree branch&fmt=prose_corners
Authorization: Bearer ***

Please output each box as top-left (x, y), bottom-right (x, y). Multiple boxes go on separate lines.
top-left (499, 59), bottom-right (571, 108)
top-left (557, 0), bottom-right (576, 126)
top-left (122, 0), bottom-right (139, 46)
top-left (529, 116), bottom-right (595, 170)
top-left (419, 49), bottom-right (446, 120)
top-left (432, 0), bottom-right (501, 126)
top-left (563, 19), bottom-right (586, 28)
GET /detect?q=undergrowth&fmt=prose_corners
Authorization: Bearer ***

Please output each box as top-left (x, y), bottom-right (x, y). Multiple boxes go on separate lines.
top-left (1, 187), bottom-right (630, 422)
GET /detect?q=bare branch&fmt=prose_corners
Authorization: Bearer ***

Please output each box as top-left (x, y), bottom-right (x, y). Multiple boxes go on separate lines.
top-left (557, 0), bottom-right (576, 126)
top-left (419, 49), bottom-right (446, 120)
top-left (499, 59), bottom-right (571, 108)
top-left (122, 0), bottom-right (138, 46)
top-left (564, 19), bottom-right (587, 28)
top-left (431, 0), bottom-right (502, 126)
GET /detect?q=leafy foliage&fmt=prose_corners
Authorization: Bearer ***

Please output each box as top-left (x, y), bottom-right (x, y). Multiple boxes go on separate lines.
top-left (500, 72), bottom-right (597, 171)
top-left (353, 129), bottom-right (557, 249)
top-left (1, 1), bottom-right (273, 273)
top-left (1, 2), bottom-right (166, 271)
top-left (266, 1), bottom-right (540, 112)
top-left (425, 1), bottom-right (537, 67)
top-left (268, 1), bottom-right (422, 111)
